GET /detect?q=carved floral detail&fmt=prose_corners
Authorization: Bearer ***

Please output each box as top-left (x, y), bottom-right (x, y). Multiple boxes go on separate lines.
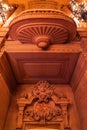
top-left (32, 81), bottom-right (54, 103)
top-left (23, 81), bottom-right (63, 122)
top-left (16, 81), bottom-right (71, 130)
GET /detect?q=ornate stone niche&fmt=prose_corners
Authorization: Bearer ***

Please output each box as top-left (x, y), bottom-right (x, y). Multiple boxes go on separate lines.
top-left (16, 81), bottom-right (71, 130)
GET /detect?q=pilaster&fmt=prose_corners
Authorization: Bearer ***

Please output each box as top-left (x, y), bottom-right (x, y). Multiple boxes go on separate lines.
top-left (70, 53), bottom-right (87, 92)
top-left (0, 50), bottom-right (16, 92)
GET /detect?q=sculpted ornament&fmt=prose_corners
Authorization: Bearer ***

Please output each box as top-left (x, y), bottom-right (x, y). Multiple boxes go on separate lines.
top-left (16, 81), bottom-right (71, 130)
top-left (9, 9), bottom-right (77, 49)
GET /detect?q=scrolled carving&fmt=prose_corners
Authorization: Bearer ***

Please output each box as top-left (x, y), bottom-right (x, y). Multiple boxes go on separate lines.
top-left (32, 80), bottom-right (53, 103)
top-left (16, 81), bottom-right (71, 130)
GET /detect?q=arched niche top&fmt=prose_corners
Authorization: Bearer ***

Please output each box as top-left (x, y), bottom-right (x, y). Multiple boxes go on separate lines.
top-left (9, 9), bottom-right (77, 49)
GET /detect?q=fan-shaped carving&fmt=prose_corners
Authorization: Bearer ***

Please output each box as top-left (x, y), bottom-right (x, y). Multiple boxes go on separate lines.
top-left (17, 24), bottom-right (68, 43)
top-left (9, 10), bottom-right (77, 49)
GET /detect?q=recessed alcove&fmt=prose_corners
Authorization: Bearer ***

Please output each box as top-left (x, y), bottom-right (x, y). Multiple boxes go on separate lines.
top-left (3, 84), bottom-right (80, 130)
top-left (0, 1), bottom-right (87, 130)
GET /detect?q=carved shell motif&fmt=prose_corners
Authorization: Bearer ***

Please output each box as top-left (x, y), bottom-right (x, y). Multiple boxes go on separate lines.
top-left (9, 10), bottom-right (77, 49)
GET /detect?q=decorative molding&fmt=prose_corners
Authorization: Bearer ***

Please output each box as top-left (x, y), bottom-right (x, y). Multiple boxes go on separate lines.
top-left (16, 81), bottom-right (71, 130)
top-left (6, 52), bottom-right (79, 84)
top-left (28, 0), bottom-right (58, 10)
top-left (5, 41), bottom-right (82, 53)
top-left (9, 10), bottom-right (77, 49)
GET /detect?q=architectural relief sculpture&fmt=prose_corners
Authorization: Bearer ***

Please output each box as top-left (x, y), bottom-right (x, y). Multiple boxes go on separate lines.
top-left (16, 81), bottom-right (71, 130)
top-left (9, 0), bottom-right (77, 49)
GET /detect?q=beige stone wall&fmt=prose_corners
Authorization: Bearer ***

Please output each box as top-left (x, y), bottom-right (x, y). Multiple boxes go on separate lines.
top-left (4, 84), bottom-right (80, 130)
top-left (0, 74), bottom-right (11, 130)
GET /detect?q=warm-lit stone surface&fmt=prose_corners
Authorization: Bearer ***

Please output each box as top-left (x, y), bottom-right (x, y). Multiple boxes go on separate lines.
top-left (0, 74), bottom-right (11, 130)
top-left (71, 53), bottom-right (87, 91)
top-left (4, 41), bottom-right (81, 84)
top-left (74, 71), bottom-right (87, 130)
top-left (71, 53), bottom-right (87, 130)
top-left (4, 84), bottom-right (80, 130)
top-left (0, 28), bottom-right (9, 50)
top-left (0, 1), bottom-right (87, 129)
top-left (0, 52), bottom-right (16, 92)
top-left (9, 9), bottom-right (77, 47)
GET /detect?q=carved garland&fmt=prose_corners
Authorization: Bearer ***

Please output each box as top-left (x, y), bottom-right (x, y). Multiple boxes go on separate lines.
top-left (16, 81), bottom-right (71, 130)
